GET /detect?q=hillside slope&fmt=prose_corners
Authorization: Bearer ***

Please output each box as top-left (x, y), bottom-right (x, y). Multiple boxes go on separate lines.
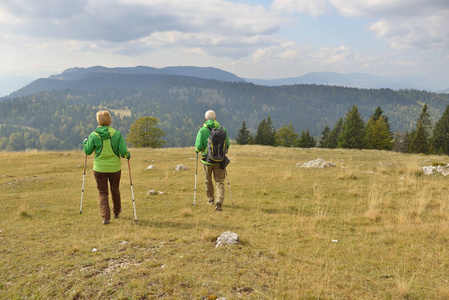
top-left (5, 66), bottom-right (245, 99)
top-left (1, 70), bottom-right (449, 150)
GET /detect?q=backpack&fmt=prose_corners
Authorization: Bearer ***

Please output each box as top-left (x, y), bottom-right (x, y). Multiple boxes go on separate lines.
top-left (206, 126), bottom-right (227, 163)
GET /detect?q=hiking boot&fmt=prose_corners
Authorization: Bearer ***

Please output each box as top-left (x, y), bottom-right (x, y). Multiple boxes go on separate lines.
top-left (215, 202), bottom-right (222, 211)
top-left (207, 200), bottom-right (214, 205)
top-left (102, 220), bottom-right (110, 225)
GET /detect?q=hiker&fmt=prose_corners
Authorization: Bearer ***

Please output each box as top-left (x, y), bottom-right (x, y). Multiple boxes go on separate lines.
top-left (195, 110), bottom-right (230, 211)
top-left (83, 111), bottom-right (130, 225)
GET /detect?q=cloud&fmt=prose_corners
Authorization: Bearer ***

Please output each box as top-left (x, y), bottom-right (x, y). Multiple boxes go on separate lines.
top-left (370, 11), bottom-right (449, 51)
top-left (329, 0), bottom-right (449, 51)
top-left (252, 43), bottom-right (363, 67)
top-left (252, 41), bottom-right (306, 62)
top-left (0, 0), bottom-right (287, 61)
top-left (271, 0), bottom-right (329, 16)
top-left (0, 0), bottom-right (281, 41)
top-left (329, 0), bottom-right (448, 17)
top-left (272, 0), bottom-right (449, 52)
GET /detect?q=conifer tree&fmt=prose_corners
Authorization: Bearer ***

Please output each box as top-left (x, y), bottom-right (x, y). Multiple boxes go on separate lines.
top-left (255, 116), bottom-right (276, 146)
top-left (431, 105), bottom-right (449, 154)
top-left (235, 120), bottom-right (252, 145)
top-left (338, 105), bottom-right (366, 149)
top-left (318, 126), bottom-right (331, 148)
top-left (409, 104), bottom-right (431, 154)
top-left (275, 123), bottom-right (298, 147)
top-left (365, 107), bottom-right (393, 150)
top-left (370, 116), bottom-right (394, 150)
top-left (327, 118), bottom-right (344, 149)
top-left (410, 125), bottom-right (429, 154)
top-left (298, 129), bottom-right (316, 148)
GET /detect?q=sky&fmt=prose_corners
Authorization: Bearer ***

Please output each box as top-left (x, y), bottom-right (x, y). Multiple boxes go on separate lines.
top-left (1, 0), bottom-right (448, 89)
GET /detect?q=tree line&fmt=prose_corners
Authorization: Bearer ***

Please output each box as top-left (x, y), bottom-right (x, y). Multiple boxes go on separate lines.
top-left (2, 78), bottom-right (449, 151)
top-left (235, 104), bottom-right (449, 156)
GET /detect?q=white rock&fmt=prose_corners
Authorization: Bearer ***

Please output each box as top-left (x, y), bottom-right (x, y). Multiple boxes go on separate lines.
top-left (175, 164), bottom-right (188, 171)
top-left (300, 158), bottom-right (336, 169)
top-left (92, 248), bottom-right (98, 252)
top-left (145, 165), bottom-right (155, 170)
top-left (216, 231), bottom-right (239, 248)
top-left (421, 164), bottom-right (449, 176)
top-left (147, 190), bottom-right (157, 195)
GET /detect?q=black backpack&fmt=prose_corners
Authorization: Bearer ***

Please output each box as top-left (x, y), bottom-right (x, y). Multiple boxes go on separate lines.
top-left (206, 126), bottom-right (227, 163)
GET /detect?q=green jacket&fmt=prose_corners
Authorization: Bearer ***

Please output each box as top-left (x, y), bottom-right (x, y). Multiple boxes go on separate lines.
top-left (83, 126), bottom-right (130, 173)
top-left (195, 120), bottom-right (230, 165)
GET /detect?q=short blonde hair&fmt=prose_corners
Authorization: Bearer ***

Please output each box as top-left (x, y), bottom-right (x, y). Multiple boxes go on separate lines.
top-left (205, 110), bottom-right (216, 120)
top-left (96, 111), bottom-right (111, 126)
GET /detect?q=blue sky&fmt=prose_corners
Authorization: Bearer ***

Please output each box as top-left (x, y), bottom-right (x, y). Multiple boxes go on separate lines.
top-left (1, 0), bottom-right (448, 89)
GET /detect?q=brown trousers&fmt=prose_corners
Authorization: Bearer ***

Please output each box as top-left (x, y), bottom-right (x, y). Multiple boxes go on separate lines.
top-left (93, 170), bottom-right (121, 221)
top-left (203, 164), bottom-right (225, 204)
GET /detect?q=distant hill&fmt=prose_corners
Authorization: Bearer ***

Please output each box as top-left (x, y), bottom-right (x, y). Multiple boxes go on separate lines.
top-left (4, 66), bottom-right (447, 99)
top-left (246, 72), bottom-right (439, 91)
top-left (5, 66), bottom-right (246, 98)
top-left (2, 69), bottom-right (449, 151)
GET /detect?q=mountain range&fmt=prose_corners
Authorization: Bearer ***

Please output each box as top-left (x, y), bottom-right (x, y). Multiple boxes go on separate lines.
top-left (1, 65), bottom-right (447, 98)
top-left (2, 66), bottom-right (245, 98)
top-left (247, 72), bottom-right (445, 91)
top-left (2, 65), bottom-right (449, 151)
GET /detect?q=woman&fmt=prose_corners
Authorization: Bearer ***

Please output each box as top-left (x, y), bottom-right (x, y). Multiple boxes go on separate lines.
top-left (83, 111), bottom-right (130, 225)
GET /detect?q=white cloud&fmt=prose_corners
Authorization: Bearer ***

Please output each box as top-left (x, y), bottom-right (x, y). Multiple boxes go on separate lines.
top-left (252, 41), bottom-right (306, 62)
top-left (252, 43), bottom-right (365, 68)
top-left (0, 0), bottom-right (281, 40)
top-left (0, 0), bottom-right (284, 60)
top-left (271, 0), bottom-right (329, 16)
top-left (329, 0), bottom-right (448, 17)
top-left (329, 0), bottom-right (449, 51)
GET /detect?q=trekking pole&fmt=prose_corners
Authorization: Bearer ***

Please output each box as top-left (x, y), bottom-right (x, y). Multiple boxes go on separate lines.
top-left (80, 154), bottom-right (87, 214)
top-left (127, 159), bottom-right (138, 223)
top-left (225, 170), bottom-right (234, 205)
top-left (193, 152), bottom-right (198, 205)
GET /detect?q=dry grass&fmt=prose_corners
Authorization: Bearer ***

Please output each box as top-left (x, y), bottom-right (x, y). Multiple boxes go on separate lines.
top-left (1, 146), bottom-right (449, 299)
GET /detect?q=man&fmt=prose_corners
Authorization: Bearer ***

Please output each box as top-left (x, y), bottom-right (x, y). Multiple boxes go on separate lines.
top-left (195, 110), bottom-right (230, 211)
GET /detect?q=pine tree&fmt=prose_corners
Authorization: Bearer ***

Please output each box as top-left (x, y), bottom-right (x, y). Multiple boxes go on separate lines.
top-left (298, 129), bottom-right (316, 148)
top-left (235, 120), bottom-right (252, 145)
top-left (275, 123), bottom-right (298, 147)
top-left (327, 118), bottom-right (344, 149)
top-left (409, 104), bottom-right (431, 154)
top-left (338, 105), bottom-right (366, 149)
top-left (255, 116), bottom-right (276, 146)
top-left (319, 126), bottom-right (331, 148)
top-left (431, 105), bottom-right (449, 154)
top-left (417, 103), bottom-right (432, 135)
top-left (410, 125), bottom-right (429, 154)
top-left (365, 107), bottom-right (393, 150)
top-left (370, 116), bottom-right (394, 150)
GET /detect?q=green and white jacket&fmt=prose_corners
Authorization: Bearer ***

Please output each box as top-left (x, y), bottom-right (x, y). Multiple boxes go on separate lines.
top-left (83, 126), bottom-right (130, 173)
top-left (195, 119), bottom-right (230, 165)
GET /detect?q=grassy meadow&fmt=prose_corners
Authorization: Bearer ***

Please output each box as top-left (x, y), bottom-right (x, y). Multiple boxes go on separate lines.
top-left (1, 146), bottom-right (449, 299)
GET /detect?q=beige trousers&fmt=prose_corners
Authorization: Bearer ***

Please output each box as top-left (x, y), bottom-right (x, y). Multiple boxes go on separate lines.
top-left (203, 163), bottom-right (225, 204)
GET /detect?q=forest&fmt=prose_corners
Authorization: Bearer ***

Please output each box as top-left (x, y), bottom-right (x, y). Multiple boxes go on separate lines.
top-left (1, 73), bottom-right (449, 151)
